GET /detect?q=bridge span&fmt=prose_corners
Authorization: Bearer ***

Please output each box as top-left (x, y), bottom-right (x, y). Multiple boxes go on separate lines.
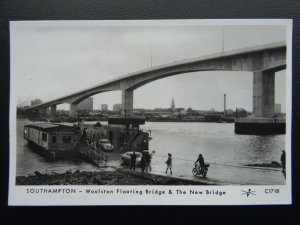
top-left (27, 42), bottom-right (286, 118)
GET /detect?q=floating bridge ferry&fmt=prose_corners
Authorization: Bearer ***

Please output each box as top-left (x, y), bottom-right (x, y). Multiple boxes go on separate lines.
top-left (24, 116), bottom-right (151, 164)
top-left (23, 123), bottom-right (78, 158)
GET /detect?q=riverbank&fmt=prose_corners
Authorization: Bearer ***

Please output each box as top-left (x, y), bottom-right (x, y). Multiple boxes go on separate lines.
top-left (19, 116), bottom-right (234, 123)
top-left (245, 161), bottom-right (282, 169)
top-left (16, 168), bottom-right (213, 185)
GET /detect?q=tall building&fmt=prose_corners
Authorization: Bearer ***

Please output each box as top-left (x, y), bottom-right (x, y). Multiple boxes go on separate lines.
top-left (101, 104), bottom-right (108, 111)
top-left (113, 103), bottom-right (122, 112)
top-left (78, 97), bottom-right (93, 111)
top-left (275, 104), bottom-right (281, 113)
top-left (171, 98), bottom-right (175, 112)
top-left (31, 99), bottom-right (42, 106)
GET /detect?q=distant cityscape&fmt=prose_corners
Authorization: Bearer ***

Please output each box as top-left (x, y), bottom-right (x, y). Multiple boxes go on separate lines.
top-left (17, 96), bottom-right (285, 123)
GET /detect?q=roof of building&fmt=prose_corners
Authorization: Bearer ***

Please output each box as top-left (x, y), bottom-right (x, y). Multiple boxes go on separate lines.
top-left (26, 123), bottom-right (59, 129)
top-left (24, 123), bottom-right (76, 132)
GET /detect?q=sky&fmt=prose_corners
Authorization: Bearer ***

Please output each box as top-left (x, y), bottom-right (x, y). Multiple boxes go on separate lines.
top-left (11, 20), bottom-right (288, 112)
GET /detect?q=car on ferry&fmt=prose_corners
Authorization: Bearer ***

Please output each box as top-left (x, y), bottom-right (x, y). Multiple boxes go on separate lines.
top-left (97, 139), bottom-right (114, 152)
top-left (121, 151), bottom-right (142, 165)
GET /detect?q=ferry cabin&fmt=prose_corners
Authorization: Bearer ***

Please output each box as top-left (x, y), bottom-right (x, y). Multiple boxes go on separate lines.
top-left (81, 116), bottom-right (150, 152)
top-left (24, 123), bottom-right (78, 152)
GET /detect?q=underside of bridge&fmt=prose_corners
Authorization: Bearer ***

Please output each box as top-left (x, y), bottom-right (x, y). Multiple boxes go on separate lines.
top-left (118, 71), bottom-right (281, 118)
top-left (28, 43), bottom-right (286, 126)
top-left (46, 68), bottom-right (282, 119)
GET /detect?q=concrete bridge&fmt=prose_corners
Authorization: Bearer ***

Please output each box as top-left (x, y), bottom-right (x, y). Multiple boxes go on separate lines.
top-left (27, 42), bottom-right (286, 118)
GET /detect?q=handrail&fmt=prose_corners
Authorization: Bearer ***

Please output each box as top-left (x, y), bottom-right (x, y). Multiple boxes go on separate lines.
top-left (78, 143), bottom-right (108, 166)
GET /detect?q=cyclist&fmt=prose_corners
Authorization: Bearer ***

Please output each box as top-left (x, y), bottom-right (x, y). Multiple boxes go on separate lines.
top-left (195, 154), bottom-right (205, 171)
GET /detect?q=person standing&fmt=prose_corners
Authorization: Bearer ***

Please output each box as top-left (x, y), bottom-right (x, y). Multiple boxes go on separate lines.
top-left (165, 153), bottom-right (172, 174)
top-left (141, 152), bottom-right (147, 172)
top-left (80, 127), bottom-right (87, 144)
top-left (145, 151), bottom-right (152, 172)
top-left (281, 150), bottom-right (286, 173)
top-left (130, 151), bottom-right (137, 171)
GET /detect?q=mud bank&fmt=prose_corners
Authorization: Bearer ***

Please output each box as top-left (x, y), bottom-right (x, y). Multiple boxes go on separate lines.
top-left (245, 161), bottom-right (282, 169)
top-left (16, 168), bottom-right (212, 185)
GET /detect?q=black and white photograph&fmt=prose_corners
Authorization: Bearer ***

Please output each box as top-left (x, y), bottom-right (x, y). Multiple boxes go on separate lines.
top-left (9, 20), bottom-right (292, 205)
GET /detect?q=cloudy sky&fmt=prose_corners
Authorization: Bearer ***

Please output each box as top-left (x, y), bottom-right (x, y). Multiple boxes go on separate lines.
top-left (11, 20), bottom-right (288, 112)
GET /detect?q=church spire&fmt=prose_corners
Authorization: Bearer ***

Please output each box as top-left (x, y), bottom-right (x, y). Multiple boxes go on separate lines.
top-left (171, 98), bottom-right (175, 112)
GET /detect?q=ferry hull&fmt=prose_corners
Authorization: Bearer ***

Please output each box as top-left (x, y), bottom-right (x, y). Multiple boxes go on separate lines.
top-left (27, 140), bottom-right (78, 159)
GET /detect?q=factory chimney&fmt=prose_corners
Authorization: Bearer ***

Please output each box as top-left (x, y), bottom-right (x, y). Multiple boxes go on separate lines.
top-left (224, 94), bottom-right (226, 116)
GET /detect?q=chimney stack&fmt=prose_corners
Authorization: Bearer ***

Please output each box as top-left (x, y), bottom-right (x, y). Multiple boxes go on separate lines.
top-left (224, 94), bottom-right (226, 116)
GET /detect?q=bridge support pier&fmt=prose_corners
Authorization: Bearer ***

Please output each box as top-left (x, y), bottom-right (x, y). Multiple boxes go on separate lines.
top-left (69, 103), bottom-right (78, 117)
top-left (39, 108), bottom-right (47, 117)
top-left (236, 70), bottom-right (284, 134)
top-left (253, 70), bottom-right (275, 117)
top-left (50, 105), bottom-right (57, 116)
top-left (122, 89), bottom-right (133, 116)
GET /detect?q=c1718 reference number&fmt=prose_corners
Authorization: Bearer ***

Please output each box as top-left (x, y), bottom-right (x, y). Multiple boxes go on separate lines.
top-left (265, 189), bottom-right (280, 194)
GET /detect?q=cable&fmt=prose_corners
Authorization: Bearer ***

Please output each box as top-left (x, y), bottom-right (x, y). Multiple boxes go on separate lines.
top-left (151, 153), bottom-right (281, 171)
top-left (123, 144), bottom-right (281, 171)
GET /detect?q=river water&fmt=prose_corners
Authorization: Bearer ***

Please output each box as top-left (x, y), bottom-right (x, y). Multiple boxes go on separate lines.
top-left (16, 118), bottom-right (285, 178)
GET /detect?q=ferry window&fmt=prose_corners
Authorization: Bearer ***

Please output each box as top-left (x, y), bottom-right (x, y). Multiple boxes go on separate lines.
top-left (52, 136), bottom-right (57, 143)
top-left (63, 136), bottom-right (71, 143)
top-left (42, 133), bottom-right (47, 142)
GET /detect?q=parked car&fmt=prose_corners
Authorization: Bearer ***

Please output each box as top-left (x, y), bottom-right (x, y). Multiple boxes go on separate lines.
top-left (121, 151), bottom-right (142, 165)
top-left (98, 139), bottom-right (114, 152)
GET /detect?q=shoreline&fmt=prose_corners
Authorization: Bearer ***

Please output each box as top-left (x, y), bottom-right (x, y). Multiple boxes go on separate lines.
top-left (15, 146), bottom-right (283, 185)
top-left (15, 161), bottom-right (284, 186)
top-left (17, 116), bottom-right (234, 123)
top-left (244, 162), bottom-right (282, 169)
top-left (16, 168), bottom-right (214, 185)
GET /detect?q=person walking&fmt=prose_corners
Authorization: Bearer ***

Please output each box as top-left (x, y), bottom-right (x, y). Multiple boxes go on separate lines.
top-left (130, 151), bottom-right (137, 171)
top-left (165, 153), bottom-right (172, 174)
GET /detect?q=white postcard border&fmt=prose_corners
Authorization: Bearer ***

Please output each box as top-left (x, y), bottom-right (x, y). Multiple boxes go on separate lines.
top-left (9, 19), bottom-right (293, 206)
